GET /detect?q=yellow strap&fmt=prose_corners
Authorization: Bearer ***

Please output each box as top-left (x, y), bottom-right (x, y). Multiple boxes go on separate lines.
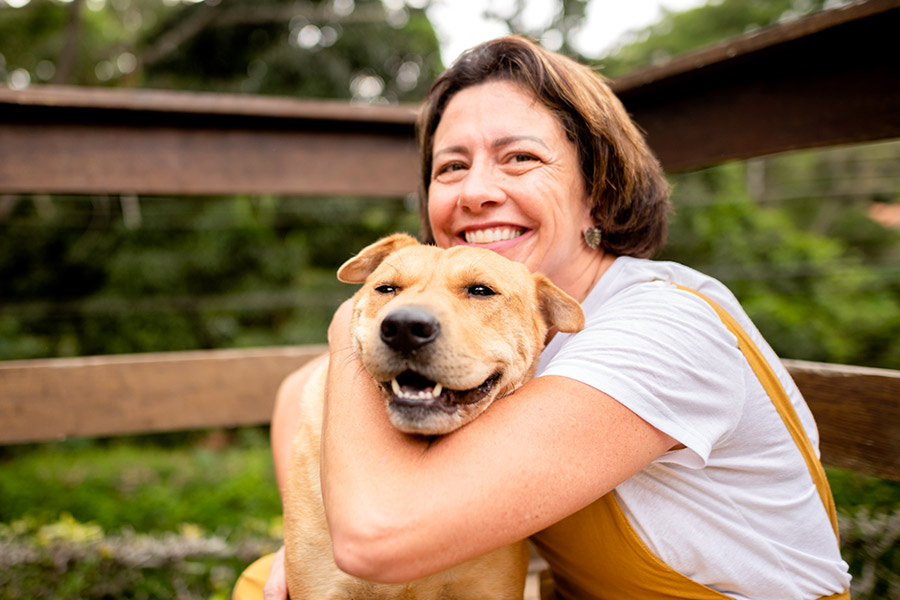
top-left (674, 285), bottom-right (840, 540)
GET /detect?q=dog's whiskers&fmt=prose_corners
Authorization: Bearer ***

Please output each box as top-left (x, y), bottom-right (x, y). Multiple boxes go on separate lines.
top-left (332, 344), bottom-right (358, 367)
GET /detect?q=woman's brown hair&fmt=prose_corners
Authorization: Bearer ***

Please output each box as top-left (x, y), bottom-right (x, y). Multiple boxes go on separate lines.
top-left (416, 35), bottom-right (671, 258)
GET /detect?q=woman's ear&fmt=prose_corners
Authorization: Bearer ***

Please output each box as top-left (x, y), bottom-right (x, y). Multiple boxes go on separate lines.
top-left (337, 233), bottom-right (420, 283)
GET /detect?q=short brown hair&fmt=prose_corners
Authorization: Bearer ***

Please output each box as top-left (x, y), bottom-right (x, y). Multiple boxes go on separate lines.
top-left (416, 35), bottom-right (671, 258)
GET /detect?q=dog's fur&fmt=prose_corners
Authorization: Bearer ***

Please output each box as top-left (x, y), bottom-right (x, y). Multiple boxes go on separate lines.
top-left (283, 233), bottom-right (585, 599)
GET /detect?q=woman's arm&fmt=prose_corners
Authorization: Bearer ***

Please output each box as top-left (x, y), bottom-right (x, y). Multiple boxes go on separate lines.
top-left (321, 299), bottom-right (677, 584)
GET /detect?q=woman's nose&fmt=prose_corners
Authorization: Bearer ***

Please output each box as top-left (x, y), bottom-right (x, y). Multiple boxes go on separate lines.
top-left (457, 163), bottom-right (506, 212)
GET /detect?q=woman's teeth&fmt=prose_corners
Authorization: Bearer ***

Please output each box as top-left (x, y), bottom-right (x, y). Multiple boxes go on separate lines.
top-left (464, 227), bottom-right (523, 244)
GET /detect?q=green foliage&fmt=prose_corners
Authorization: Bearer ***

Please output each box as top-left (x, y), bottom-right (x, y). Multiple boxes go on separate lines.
top-left (0, 430), bottom-right (280, 533)
top-left (140, 0), bottom-right (442, 100)
top-left (0, 431), bottom-right (284, 599)
top-left (830, 468), bottom-right (900, 600)
top-left (0, 0), bottom-right (443, 101)
top-left (838, 507), bottom-right (900, 599)
top-left (594, 0), bottom-right (833, 77)
top-left (0, 194), bottom-right (418, 358)
top-left (659, 143), bottom-right (900, 370)
top-left (1, 438), bottom-right (899, 599)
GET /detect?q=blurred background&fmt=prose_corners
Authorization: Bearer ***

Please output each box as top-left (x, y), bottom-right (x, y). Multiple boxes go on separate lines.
top-left (1, 0), bottom-right (898, 598)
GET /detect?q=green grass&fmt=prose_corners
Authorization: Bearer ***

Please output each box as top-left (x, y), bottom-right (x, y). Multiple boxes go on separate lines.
top-left (0, 429), bottom-right (281, 535)
top-left (0, 430), bottom-right (283, 600)
top-left (1, 432), bottom-right (898, 599)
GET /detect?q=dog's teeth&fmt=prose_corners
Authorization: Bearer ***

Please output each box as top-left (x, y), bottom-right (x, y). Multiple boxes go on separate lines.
top-left (390, 378), bottom-right (444, 400)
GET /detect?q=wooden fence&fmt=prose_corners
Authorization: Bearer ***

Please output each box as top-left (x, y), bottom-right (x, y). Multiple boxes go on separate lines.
top-left (1, 0), bottom-right (898, 481)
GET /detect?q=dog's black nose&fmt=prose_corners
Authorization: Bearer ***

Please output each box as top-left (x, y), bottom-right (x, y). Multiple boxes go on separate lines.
top-left (380, 307), bottom-right (440, 353)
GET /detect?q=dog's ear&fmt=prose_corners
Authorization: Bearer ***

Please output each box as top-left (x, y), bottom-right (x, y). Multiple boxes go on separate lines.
top-left (337, 233), bottom-right (420, 283)
top-left (533, 273), bottom-right (585, 333)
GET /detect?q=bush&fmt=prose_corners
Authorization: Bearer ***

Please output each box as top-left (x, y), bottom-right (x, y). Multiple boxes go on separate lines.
top-left (1, 437), bottom-right (898, 598)
top-left (0, 430), bottom-right (283, 599)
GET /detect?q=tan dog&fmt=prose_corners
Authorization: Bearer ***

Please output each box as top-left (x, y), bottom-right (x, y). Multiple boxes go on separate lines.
top-left (283, 233), bottom-right (585, 599)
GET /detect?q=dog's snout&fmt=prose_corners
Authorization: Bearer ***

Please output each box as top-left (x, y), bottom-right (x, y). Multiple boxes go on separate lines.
top-left (380, 307), bottom-right (440, 353)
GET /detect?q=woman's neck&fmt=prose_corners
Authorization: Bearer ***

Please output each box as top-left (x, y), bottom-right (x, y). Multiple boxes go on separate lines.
top-left (567, 252), bottom-right (618, 304)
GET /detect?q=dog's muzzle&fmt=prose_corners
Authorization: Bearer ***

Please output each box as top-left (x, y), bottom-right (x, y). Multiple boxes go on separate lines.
top-left (376, 307), bottom-right (501, 416)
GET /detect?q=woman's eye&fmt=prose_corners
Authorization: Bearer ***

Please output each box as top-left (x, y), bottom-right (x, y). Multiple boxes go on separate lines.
top-left (467, 284), bottom-right (496, 297)
top-left (434, 162), bottom-right (466, 178)
top-left (507, 151), bottom-right (542, 165)
top-left (375, 285), bottom-right (397, 294)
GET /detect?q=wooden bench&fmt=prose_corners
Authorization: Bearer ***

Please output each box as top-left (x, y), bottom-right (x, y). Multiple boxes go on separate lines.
top-left (1, 0), bottom-right (898, 482)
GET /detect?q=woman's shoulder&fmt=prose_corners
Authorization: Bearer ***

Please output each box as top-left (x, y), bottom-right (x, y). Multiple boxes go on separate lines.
top-left (602, 256), bottom-right (725, 294)
top-left (585, 257), bottom-right (747, 327)
top-left (539, 257), bottom-right (750, 463)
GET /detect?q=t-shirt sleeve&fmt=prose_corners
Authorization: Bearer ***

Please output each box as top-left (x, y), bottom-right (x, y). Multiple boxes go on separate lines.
top-left (539, 283), bottom-right (747, 468)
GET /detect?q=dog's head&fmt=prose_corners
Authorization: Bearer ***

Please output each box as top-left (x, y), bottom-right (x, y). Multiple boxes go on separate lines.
top-left (337, 233), bottom-right (585, 435)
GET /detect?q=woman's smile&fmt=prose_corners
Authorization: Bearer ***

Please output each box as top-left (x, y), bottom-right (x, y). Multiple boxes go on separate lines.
top-left (461, 226), bottom-right (526, 245)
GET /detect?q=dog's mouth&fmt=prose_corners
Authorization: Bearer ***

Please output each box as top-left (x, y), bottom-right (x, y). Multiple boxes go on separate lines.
top-left (382, 370), bottom-right (501, 414)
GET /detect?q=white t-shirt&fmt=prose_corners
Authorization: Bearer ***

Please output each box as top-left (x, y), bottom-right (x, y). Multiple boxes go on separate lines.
top-left (537, 256), bottom-right (851, 600)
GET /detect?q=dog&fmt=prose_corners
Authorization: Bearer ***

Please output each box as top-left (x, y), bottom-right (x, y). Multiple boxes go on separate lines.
top-left (283, 233), bottom-right (585, 599)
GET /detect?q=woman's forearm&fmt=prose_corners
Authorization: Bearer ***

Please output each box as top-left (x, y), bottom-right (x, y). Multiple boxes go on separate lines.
top-left (319, 339), bottom-right (437, 581)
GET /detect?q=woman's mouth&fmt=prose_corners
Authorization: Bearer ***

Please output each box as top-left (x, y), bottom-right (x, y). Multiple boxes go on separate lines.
top-left (463, 227), bottom-right (525, 244)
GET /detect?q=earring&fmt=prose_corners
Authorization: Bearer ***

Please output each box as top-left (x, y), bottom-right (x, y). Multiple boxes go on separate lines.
top-left (583, 226), bottom-right (603, 250)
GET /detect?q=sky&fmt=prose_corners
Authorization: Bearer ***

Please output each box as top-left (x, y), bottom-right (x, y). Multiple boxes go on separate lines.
top-left (425, 0), bottom-right (708, 64)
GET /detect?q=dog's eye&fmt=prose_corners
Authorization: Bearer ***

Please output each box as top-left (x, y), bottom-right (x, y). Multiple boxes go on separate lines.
top-left (467, 284), bottom-right (496, 297)
top-left (375, 284), bottom-right (398, 294)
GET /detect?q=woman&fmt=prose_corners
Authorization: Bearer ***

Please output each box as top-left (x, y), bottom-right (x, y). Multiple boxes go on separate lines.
top-left (238, 36), bottom-right (851, 599)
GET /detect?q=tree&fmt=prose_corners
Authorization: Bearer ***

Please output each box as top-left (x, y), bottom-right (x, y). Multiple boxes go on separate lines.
top-left (0, 0), bottom-right (439, 359)
top-left (593, 0), bottom-right (836, 77)
top-left (481, 0), bottom-right (589, 57)
top-left (0, 0), bottom-right (443, 101)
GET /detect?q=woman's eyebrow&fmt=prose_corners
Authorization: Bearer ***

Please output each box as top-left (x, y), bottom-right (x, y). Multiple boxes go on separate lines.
top-left (434, 135), bottom-right (550, 158)
top-left (433, 144), bottom-right (466, 159)
top-left (492, 135), bottom-right (550, 150)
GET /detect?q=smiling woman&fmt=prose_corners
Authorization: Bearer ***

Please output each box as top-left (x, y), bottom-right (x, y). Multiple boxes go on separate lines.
top-left (237, 35), bottom-right (852, 600)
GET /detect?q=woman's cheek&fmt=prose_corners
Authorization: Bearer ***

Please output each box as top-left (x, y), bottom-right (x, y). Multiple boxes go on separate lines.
top-left (427, 191), bottom-right (455, 244)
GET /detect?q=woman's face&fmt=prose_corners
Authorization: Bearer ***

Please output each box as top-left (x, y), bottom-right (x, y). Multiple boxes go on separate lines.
top-left (427, 80), bottom-right (597, 290)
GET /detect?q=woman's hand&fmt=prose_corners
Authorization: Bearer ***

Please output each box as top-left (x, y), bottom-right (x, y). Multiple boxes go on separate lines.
top-left (263, 546), bottom-right (287, 600)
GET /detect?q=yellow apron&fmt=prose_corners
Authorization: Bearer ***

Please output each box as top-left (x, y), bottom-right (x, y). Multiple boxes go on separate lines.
top-left (232, 552), bottom-right (274, 600)
top-left (232, 285), bottom-right (850, 600)
top-left (530, 285), bottom-right (848, 600)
